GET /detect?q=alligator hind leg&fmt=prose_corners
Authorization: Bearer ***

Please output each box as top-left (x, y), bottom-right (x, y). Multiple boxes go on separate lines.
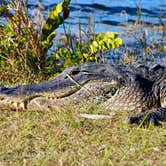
top-left (129, 107), bottom-right (166, 126)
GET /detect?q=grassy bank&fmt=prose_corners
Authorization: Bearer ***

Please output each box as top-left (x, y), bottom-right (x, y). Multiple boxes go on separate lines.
top-left (0, 1), bottom-right (166, 165)
top-left (0, 109), bottom-right (165, 165)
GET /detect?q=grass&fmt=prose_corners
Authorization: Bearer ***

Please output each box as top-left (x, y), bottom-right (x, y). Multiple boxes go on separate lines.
top-left (0, 1), bottom-right (166, 165)
top-left (0, 108), bottom-right (165, 165)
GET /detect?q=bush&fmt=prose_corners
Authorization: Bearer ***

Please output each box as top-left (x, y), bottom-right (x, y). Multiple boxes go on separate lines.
top-left (0, 0), bottom-right (71, 83)
top-left (0, 0), bottom-right (122, 84)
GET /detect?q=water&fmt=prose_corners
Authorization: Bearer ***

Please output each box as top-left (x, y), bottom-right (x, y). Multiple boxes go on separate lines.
top-left (28, 0), bottom-right (166, 33)
top-left (2, 0), bottom-right (166, 63)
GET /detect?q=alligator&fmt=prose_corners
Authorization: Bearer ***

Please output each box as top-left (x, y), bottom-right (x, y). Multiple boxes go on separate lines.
top-left (0, 63), bottom-right (165, 126)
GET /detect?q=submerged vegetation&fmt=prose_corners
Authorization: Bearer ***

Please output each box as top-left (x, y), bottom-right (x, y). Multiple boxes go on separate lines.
top-left (0, 0), bottom-right (166, 165)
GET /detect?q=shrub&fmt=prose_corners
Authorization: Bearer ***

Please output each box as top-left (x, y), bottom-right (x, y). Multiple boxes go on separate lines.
top-left (0, 0), bottom-right (71, 83)
top-left (0, 0), bottom-right (122, 84)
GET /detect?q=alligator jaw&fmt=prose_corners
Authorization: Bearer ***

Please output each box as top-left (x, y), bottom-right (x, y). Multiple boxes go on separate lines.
top-left (0, 96), bottom-right (25, 111)
top-left (0, 79), bottom-right (120, 111)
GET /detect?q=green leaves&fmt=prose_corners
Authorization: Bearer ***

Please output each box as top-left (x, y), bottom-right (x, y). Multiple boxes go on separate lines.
top-left (40, 0), bottom-right (71, 52)
top-left (53, 31), bottom-right (122, 69)
top-left (89, 32), bottom-right (122, 54)
top-left (0, 0), bottom-right (72, 82)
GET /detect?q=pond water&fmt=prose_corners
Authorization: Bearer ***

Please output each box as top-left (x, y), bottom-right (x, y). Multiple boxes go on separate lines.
top-left (26, 0), bottom-right (166, 63)
top-left (28, 0), bottom-right (166, 33)
top-left (2, 0), bottom-right (166, 63)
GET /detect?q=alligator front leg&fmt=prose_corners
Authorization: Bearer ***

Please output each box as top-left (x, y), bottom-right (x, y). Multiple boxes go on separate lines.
top-left (129, 107), bottom-right (166, 126)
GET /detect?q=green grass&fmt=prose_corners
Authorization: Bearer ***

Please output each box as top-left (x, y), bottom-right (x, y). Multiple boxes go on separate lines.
top-left (0, 108), bottom-right (165, 165)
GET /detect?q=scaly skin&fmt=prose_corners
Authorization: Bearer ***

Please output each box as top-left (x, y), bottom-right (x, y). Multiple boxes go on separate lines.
top-left (0, 63), bottom-right (165, 125)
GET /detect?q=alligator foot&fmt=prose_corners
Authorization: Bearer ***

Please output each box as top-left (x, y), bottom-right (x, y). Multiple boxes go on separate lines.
top-left (129, 107), bottom-right (166, 126)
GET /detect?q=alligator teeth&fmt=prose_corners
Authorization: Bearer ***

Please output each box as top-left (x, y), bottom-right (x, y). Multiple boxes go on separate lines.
top-left (12, 102), bottom-right (18, 108)
top-left (20, 102), bottom-right (26, 109)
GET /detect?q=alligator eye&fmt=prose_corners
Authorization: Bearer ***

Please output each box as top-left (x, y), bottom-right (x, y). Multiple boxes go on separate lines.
top-left (110, 88), bottom-right (117, 96)
top-left (103, 87), bottom-right (117, 98)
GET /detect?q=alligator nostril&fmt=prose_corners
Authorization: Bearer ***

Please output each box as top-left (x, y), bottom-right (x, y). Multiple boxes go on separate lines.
top-left (70, 70), bottom-right (80, 75)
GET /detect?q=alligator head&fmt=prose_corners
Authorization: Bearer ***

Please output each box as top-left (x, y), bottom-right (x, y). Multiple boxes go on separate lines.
top-left (0, 63), bottom-right (164, 113)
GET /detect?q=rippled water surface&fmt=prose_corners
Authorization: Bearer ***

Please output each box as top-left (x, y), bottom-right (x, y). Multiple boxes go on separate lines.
top-left (28, 0), bottom-right (166, 62)
top-left (2, 0), bottom-right (166, 62)
top-left (28, 0), bottom-right (166, 33)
